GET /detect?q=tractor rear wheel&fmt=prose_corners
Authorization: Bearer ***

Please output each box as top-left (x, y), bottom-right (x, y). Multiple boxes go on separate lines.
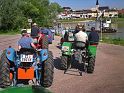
top-left (87, 56), bottom-right (95, 73)
top-left (41, 51), bottom-right (54, 88)
top-left (61, 55), bottom-right (68, 70)
top-left (0, 50), bottom-right (11, 88)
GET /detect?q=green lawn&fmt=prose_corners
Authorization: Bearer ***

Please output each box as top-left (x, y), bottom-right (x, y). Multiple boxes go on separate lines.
top-left (116, 18), bottom-right (124, 22)
top-left (58, 18), bottom-right (95, 23)
top-left (58, 18), bottom-right (124, 23)
top-left (101, 37), bottom-right (124, 46)
top-left (0, 86), bottom-right (52, 93)
top-left (0, 30), bottom-right (20, 35)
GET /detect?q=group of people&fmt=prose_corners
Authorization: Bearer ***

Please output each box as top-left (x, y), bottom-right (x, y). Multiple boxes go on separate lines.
top-left (62, 24), bottom-right (99, 49)
top-left (74, 24), bottom-right (99, 46)
top-left (18, 23), bottom-right (42, 50)
top-left (18, 22), bottom-right (99, 51)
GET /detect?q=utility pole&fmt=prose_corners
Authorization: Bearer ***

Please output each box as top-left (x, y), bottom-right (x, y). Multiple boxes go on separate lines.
top-left (100, 10), bottom-right (105, 41)
top-left (100, 17), bottom-right (103, 41)
top-left (96, 0), bottom-right (103, 41)
top-left (96, 0), bottom-right (99, 21)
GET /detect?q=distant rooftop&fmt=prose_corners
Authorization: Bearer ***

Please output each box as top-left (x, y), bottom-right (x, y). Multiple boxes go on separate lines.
top-left (99, 6), bottom-right (109, 11)
top-left (72, 10), bottom-right (93, 14)
top-left (63, 7), bottom-right (71, 10)
top-left (118, 9), bottom-right (124, 14)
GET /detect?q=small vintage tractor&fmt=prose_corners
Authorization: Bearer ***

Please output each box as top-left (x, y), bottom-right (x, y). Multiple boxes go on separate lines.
top-left (61, 34), bottom-right (97, 75)
top-left (0, 36), bottom-right (54, 88)
top-left (61, 31), bottom-right (75, 71)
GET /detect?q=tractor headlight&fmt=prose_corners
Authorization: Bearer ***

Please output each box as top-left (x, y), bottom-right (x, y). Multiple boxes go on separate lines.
top-left (61, 46), bottom-right (69, 52)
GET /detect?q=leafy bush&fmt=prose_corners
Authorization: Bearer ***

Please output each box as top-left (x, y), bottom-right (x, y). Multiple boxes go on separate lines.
top-left (0, 0), bottom-right (62, 33)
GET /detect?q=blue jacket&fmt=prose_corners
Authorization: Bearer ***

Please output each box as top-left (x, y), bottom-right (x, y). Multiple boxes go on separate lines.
top-left (88, 31), bottom-right (99, 43)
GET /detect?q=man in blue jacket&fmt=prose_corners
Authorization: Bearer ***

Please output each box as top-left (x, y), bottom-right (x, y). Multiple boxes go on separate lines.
top-left (18, 30), bottom-right (36, 50)
top-left (88, 27), bottom-right (99, 45)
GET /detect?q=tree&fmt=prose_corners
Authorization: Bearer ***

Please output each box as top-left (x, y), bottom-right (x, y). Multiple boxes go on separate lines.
top-left (118, 13), bottom-right (124, 18)
top-left (0, 0), bottom-right (27, 30)
top-left (0, 0), bottom-right (62, 31)
top-left (49, 2), bottom-right (63, 26)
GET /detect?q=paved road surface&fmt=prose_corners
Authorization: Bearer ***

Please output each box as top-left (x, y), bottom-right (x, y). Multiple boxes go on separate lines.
top-left (0, 35), bottom-right (124, 93)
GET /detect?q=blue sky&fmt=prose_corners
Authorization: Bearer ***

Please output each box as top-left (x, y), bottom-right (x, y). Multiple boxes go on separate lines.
top-left (50, 0), bottom-right (124, 9)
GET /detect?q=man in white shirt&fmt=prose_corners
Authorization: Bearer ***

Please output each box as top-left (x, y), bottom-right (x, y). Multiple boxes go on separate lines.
top-left (75, 25), bottom-right (88, 43)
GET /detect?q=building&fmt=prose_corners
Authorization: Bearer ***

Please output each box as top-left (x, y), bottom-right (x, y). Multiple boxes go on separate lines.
top-left (71, 10), bottom-right (92, 18)
top-left (118, 9), bottom-right (124, 14)
top-left (104, 9), bottom-right (118, 17)
top-left (57, 7), bottom-right (72, 19)
top-left (91, 0), bottom-right (118, 18)
top-left (57, 0), bottom-right (118, 19)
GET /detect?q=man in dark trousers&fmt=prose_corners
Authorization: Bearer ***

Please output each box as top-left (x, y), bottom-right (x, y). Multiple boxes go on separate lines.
top-left (31, 23), bottom-right (39, 38)
top-left (88, 27), bottom-right (99, 45)
top-left (31, 23), bottom-right (42, 44)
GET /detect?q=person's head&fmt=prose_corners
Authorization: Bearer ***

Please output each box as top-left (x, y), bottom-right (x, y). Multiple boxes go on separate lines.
top-left (77, 23), bottom-right (80, 26)
top-left (21, 30), bottom-right (28, 37)
top-left (65, 27), bottom-right (69, 30)
top-left (75, 23), bottom-right (80, 31)
top-left (32, 23), bottom-right (37, 27)
top-left (91, 27), bottom-right (95, 31)
top-left (78, 25), bottom-right (85, 32)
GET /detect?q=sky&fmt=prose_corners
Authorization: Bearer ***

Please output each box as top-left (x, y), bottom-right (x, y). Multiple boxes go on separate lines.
top-left (50, 0), bottom-right (124, 10)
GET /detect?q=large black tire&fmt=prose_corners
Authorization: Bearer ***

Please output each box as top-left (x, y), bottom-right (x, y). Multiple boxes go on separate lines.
top-left (61, 55), bottom-right (68, 70)
top-left (87, 57), bottom-right (95, 73)
top-left (41, 51), bottom-right (54, 88)
top-left (41, 35), bottom-right (48, 49)
top-left (0, 50), bottom-right (11, 88)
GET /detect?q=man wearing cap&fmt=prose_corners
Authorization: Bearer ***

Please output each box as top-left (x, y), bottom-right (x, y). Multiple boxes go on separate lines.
top-left (18, 30), bottom-right (36, 50)
top-left (74, 23), bottom-right (80, 34)
top-left (31, 23), bottom-right (43, 44)
top-left (31, 23), bottom-right (39, 38)
top-left (74, 25), bottom-right (88, 43)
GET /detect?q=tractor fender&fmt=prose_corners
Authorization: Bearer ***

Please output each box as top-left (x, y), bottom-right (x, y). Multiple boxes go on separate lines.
top-left (40, 49), bottom-right (48, 62)
top-left (61, 42), bottom-right (72, 55)
top-left (6, 47), bottom-right (16, 62)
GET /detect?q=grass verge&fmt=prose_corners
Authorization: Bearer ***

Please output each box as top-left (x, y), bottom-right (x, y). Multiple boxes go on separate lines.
top-left (58, 18), bottom-right (95, 23)
top-left (0, 30), bottom-right (20, 35)
top-left (101, 37), bottom-right (124, 46)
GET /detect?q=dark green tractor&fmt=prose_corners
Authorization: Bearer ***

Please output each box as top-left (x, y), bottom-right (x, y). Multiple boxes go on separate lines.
top-left (61, 36), bottom-right (98, 75)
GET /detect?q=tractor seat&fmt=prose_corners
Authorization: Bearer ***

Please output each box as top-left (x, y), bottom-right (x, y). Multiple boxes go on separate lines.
top-left (75, 41), bottom-right (86, 49)
top-left (18, 48), bottom-right (36, 54)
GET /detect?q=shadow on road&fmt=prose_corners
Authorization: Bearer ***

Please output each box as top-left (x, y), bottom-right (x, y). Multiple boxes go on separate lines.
top-left (54, 56), bottom-right (85, 76)
top-left (71, 61), bottom-right (85, 72)
top-left (54, 57), bottom-right (63, 70)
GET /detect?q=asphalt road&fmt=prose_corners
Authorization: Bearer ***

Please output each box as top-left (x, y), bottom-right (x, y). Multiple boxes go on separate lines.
top-left (0, 35), bottom-right (124, 93)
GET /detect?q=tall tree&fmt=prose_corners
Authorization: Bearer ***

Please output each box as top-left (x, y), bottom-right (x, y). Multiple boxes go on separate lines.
top-left (0, 0), bottom-right (26, 30)
top-left (0, 0), bottom-right (62, 30)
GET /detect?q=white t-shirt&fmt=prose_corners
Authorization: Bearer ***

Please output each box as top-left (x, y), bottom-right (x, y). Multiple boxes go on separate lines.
top-left (75, 31), bottom-right (88, 43)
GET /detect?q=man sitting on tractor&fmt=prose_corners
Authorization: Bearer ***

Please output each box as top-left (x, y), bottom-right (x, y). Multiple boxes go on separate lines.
top-left (74, 24), bottom-right (88, 49)
top-left (74, 23), bottom-right (80, 34)
top-left (31, 23), bottom-right (42, 44)
top-left (88, 27), bottom-right (99, 46)
top-left (18, 30), bottom-right (36, 50)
